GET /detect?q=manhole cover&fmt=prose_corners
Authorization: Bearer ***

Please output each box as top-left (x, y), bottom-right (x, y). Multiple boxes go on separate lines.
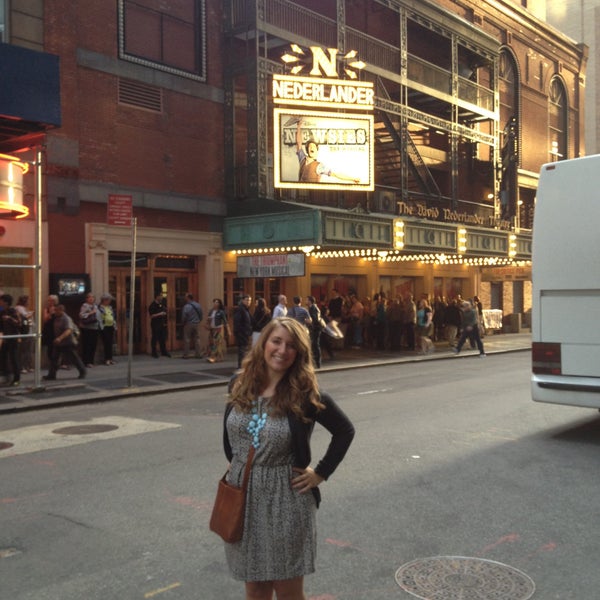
top-left (52, 424), bottom-right (119, 435)
top-left (0, 442), bottom-right (14, 451)
top-left (395, 556), bottom-right (535, 600)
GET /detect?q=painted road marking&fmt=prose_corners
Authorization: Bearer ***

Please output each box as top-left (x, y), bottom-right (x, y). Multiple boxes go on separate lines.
top-left (144, 582), bottom-right (182, 598)
top-left (0, 416), bottom-right (180, 459)
top-left (357, 389), bottom-right (391, 395)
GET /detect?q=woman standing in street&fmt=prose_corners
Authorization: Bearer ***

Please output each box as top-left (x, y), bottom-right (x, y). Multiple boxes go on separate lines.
top-left (221, 317), bottom-right (355, 599)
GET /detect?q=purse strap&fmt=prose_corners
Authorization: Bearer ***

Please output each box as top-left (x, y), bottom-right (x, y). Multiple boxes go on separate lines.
top-left (240, 445), bottom-right (256, 491)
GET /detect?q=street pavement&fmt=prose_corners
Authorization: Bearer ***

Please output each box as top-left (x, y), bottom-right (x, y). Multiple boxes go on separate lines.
top-left (0, 332), bottom-right (531, 414)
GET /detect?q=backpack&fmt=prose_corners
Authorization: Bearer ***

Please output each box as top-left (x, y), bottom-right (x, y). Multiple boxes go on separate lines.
top-left (67, 316), bottom-right (80, 344)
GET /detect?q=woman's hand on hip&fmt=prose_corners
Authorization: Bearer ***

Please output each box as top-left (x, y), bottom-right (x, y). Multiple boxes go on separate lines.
top-left (291, 466), bottom-right (323, 494)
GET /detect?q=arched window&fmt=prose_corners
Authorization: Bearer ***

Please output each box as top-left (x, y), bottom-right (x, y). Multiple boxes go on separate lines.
top-left (499, 49), bottom-right (519, 162)
top-left (549, 77), bottom-right (568, 161)
top-left (499, 50), bottom-right (518, 124)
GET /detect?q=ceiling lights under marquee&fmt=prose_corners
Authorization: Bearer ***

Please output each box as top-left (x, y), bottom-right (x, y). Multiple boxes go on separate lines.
top-left (0, 154), bottom-right (30, 219)
top-left (230, 248), bottom-right (529, 267)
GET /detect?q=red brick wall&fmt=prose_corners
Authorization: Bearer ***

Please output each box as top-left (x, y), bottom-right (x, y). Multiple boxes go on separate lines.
top-left (41, 0), bottom-right (225, 274)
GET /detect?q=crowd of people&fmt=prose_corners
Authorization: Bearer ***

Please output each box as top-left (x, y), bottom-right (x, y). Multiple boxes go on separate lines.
top-left (0, 287), bottom-right (488, 385)
top-left (225, 290), bottom-right (487, 372)
top-left (0, 290), bottom-right (123, 384)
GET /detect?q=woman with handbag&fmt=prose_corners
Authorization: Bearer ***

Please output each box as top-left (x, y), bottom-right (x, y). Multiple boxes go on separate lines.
top-left (219, 317), bottom-right (355, 599)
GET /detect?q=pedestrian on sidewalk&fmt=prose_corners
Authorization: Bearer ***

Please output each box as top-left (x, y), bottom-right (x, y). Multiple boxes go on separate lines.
top-left (272, 294), bottom-right (288, 318)
top-left (289, 296), bottom-right (311, 330)
top-left (444, 298), bottom-right (462, 348)
top-left (453, 301), bottom-right (486, 357)
top-left (206, 298), bottom-right (229, 363)
top-left (79, 293), bottom-right (100, 368)
top-left (0, 294), bottom-right (22, 386)
top-left (416, 298), bottom-right (435, 354)
top-left (306, 295), bottom-right (324, 368)
top-left (251, 297), bottom-right (271, 346)
top-left (402, 293), bottom-right (417, 351)
top-left (15, 295), bottom-right (34, 373)
top-left (98, 293), bottom-right (117, 365)
top-left (148, 293), bottom-right (171, 358)
top-left (181, 293), bottom-right (203, 358)
top-left (43, 304), bottom-right (86, 380)
top-left (221, 317), bottom-right (355, 599)
top-left (233, 294), bottom-right (253, 368)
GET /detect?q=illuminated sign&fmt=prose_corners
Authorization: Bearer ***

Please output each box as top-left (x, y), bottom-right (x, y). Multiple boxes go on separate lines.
top-left (0, 154), bottom-right (29, 219)
top-left (274, 108), bottom-right (374, 191)
top-left (237, 253), bottom-right (305, 278)
top-left (272, 75), bottom-right (374, 110)
top-left (273, 45), bottom-right (374, 192)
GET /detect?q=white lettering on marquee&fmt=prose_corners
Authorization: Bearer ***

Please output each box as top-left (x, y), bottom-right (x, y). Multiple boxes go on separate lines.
top-left (272, 76), bottom-right (374, 108)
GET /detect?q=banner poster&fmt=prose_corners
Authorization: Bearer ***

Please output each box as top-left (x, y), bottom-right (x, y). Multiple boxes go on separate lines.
top-left (237, 253), bottom-right (306, 278)
top-left (274, 108), bottom-right (374, 191)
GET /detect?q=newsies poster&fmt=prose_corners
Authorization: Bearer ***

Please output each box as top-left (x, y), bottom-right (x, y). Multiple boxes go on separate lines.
top-left (274, 108), bottom-right (374, 190)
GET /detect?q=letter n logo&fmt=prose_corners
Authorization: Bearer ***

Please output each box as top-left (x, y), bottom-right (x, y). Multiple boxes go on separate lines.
top-left (310, 47), bottom-right (338, 77)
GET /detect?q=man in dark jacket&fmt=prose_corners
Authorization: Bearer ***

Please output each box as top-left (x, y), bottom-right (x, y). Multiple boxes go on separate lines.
top-left (0, 294), bottom-right (21, 386)
top-left (444, 298), bottom-right (463, 348)
top-left (233, 294), bottom-right (253, 368)
top-left (148, 293), bottom-right (170, 358)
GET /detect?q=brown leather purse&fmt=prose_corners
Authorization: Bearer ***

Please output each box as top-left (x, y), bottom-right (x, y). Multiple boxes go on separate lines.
top-left (209, 446), bottom-right (255, 543)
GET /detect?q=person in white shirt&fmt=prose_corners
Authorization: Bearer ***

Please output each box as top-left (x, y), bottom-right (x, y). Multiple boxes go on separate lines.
top-left (272, 294), bottom-right (288, 319)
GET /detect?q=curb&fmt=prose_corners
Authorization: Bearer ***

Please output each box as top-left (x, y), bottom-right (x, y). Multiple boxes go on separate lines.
top-left (0, 344), bottom-right (530, 415)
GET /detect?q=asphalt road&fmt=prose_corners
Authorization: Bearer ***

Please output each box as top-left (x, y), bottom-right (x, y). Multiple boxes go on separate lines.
top-left (1, 351), bottom-right (599, 599)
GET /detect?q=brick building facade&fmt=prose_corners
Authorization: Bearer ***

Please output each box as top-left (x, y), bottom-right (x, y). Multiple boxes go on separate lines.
top-left (0, 0), bottom-right (587, 354)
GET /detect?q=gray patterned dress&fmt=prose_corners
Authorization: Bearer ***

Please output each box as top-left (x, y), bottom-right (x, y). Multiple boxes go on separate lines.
top-left (224, 398), bottom-right (317, 581)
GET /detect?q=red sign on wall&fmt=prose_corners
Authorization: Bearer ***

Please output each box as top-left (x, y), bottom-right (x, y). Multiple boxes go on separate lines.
top-left (107, 194), bottom-right (133, 226)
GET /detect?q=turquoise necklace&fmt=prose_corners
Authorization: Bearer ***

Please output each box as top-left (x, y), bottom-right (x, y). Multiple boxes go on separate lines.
top-left (247, 397), bottom-right (268, 449)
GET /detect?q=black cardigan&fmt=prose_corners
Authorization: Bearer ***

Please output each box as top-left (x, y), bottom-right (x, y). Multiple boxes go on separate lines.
top-left (223, 391), bottom-right (355, 507)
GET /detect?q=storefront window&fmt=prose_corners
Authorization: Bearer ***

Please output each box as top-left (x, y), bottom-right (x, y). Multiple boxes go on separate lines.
top-left (0, 247), bottom-right (33, 299)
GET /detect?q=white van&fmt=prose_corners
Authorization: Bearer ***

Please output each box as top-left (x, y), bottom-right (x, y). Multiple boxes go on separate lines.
top-left (531, 155), bottom-right (600, 408)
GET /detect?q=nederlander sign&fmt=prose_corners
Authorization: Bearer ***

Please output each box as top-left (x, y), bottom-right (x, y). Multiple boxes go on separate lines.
top-left (273, 46), bottom-right (375, 192)
top-left (272, 75), bottom-right (374, 109)
top-left (398, 200), bottom-right (512, 231)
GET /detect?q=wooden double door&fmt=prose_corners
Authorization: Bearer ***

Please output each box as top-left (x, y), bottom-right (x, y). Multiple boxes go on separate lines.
top-left (109, 270), bottom-right (197, 355)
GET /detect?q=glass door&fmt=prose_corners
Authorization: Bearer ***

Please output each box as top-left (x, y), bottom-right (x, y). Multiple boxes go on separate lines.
top-left (152, 274), bottom-right (195, 352)
top-left (110, 270), bottom-right (143, 355)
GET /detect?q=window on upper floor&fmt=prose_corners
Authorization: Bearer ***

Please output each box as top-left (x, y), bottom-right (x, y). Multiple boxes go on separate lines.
top-left (118, 0), bottom-right (206, 82)
top-left (548, 77), bottom-right (567, 161)
top-left (499, 49), bottom-right (520, 164)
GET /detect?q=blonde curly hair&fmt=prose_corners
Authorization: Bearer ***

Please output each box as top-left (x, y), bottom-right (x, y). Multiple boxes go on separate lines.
top-left (229, 317), bottom-right (324, 421)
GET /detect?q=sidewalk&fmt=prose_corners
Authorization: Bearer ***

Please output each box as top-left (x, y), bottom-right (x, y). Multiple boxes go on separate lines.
top-left (0, 332), bottom-right (531, 414)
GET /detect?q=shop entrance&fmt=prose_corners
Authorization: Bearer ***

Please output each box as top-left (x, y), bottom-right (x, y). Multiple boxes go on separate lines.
top-left (109, 269), bottom-right (144, 355)
top-left (108, 253), bottom-right (197, 355)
